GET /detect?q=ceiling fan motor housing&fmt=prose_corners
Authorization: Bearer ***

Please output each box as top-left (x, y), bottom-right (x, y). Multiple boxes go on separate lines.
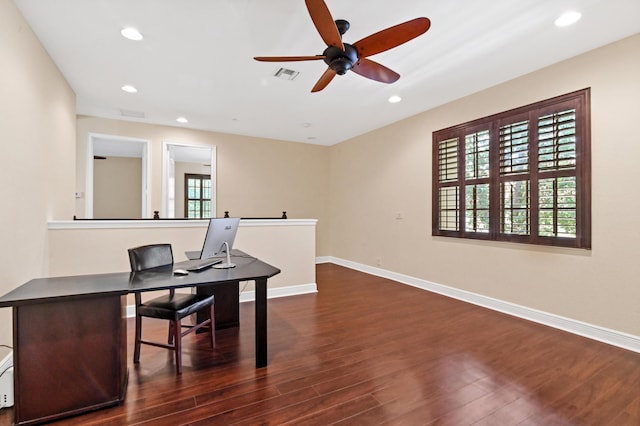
top-left (323, 43), bottom-right (358, 75)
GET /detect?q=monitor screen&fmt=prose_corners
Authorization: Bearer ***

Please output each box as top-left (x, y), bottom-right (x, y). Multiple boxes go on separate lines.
top-left (200, 217), bottom-right (240, 259)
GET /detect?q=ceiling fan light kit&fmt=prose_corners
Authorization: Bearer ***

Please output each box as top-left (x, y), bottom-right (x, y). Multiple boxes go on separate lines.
top-left (254, 0), bottom-right (431, 92)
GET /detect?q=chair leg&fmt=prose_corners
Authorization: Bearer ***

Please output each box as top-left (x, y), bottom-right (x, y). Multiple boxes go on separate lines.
top-left (174, 319), bottom-right (182, 375)
top-left (134, 313), bottom-right (142, 364)
top-left (209, 304), bottom-right (216, 349)
top-left (168, 321), bottom-right (174, 345)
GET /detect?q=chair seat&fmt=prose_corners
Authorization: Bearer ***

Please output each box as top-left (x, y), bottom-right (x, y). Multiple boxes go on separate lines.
top-left (138, 293), bottom-right (215, 320)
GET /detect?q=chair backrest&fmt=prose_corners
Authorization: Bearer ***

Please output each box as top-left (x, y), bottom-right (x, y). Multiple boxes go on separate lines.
top-left (128, 244), bottom-right (174, 272)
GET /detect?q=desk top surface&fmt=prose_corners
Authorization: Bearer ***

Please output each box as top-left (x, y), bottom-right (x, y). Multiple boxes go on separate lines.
top-left (0, 251), bottom-right (280, 307)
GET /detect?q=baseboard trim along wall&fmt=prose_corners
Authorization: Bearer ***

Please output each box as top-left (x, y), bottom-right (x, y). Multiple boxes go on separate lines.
top-left (316, 256), bottom-right (640, 354)
top-left (125, 283), bottom-right (318, 318)
top-left (239, 283), bottom-right (318, 303)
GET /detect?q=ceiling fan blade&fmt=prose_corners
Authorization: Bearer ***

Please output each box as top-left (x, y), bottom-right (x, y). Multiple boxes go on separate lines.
top-left (352, 58), bottom-right (400, 84)
top-left (254, 55), bottom-right (325, 62)
top-left (305, 0), bottom-right (344, 50)
top-left (311, 67), bottom-right (337, 92)
top-left (353, 17), bottom-right (431, 58)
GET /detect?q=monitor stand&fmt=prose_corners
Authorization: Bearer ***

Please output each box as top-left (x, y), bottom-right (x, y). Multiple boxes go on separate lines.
top-left (212, 242), bottom-right (236, 269)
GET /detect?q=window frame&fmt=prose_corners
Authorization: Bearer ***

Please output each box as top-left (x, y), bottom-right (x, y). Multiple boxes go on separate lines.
top-left (184, 173), bottom-right (212, 219)
top-left (432, 88), bottom-right (591, 249)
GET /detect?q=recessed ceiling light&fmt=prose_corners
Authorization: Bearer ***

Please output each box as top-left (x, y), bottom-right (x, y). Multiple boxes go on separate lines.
top-left (121, 85), bottom-right (137, 93)
top-left (555, 11), bottom-right (582, 27)
top-left (388, 95), bottom-right (402, 103)
top-left (121, 27), bottom-right (143, 41)
top-left (176, 117), bottom-right (188, 124)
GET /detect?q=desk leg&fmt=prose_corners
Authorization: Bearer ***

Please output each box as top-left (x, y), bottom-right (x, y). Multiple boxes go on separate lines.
top-left (255, 277), bottom-right (267, 368)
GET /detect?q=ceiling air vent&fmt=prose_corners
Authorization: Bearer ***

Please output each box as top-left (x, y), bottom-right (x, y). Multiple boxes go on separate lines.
top-left (274, 68), bottom-right (300, 81)
top-left (119, 109), bottom-right (146, 119)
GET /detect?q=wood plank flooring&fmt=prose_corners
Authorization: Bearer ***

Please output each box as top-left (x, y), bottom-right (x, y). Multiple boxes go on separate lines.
top-left (1, 263), bottom-right (638, 425)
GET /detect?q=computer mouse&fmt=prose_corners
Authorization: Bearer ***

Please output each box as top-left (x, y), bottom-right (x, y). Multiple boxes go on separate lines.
top-left (173, 269), bottom-right (189, 276)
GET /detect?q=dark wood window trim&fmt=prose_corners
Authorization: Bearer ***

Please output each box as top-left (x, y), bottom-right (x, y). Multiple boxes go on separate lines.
top-left (432, 88), bottom-right (591, 249)
top-left (184, 173), bottom-right (212, 219)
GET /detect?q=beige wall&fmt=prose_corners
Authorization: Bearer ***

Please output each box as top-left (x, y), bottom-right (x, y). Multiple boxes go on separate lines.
top-left (329, 34), bottom-right (640, 337)
top-left (47, 220), bottom-right (317, 306)
top-left (93, 156), bottom-right (142, 218)
top-left (75, 117), bottom-right (331, 255)
top-left (0, 0), bottom-right (76, 346)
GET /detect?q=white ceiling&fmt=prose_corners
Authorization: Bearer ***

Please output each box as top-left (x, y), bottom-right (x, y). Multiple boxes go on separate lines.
top-left (14, 0), bottom-right (640, 146)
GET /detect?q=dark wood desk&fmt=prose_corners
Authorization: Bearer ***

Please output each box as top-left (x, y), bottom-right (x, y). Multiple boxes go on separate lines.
top-left (0, 251), bottom-right (279, 426)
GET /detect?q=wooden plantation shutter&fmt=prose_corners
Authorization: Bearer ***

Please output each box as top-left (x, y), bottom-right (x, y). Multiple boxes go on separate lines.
top-left (432, 88), bottom-right (591, 249)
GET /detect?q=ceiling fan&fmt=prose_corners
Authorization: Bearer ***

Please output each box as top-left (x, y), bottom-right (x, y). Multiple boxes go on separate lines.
top-left (254, 0), bottom-right (431, 92)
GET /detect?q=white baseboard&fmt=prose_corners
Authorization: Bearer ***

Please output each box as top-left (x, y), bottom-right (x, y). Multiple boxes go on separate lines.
top-left (320, 256), bottom-right (640, 354)
top-left (239, 283), bottom-right (317, 303)
top-left (125, 283), bottom-right (318, 318)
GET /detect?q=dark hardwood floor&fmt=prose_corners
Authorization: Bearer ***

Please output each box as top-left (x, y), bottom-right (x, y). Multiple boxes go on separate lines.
top-left (1, 263), bottom-right (639, 425)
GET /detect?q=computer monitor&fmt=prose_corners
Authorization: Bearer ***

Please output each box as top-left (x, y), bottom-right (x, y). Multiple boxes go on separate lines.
top-left (200, 217), bottom-right (240, 259)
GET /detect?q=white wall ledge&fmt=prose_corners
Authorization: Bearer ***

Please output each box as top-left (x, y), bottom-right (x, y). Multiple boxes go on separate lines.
top-left (48, 218), bottom-right (318, 230)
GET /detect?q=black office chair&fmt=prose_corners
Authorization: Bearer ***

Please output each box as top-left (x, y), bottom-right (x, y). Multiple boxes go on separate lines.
top-left (128, 243), bottom-right (215, 375)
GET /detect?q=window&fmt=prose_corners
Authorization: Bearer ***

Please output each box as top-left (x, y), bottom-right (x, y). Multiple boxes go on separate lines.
top-left (432, 88), bottom-right (591, 249)
top-left (184, 173), bottom-right (212, 219)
